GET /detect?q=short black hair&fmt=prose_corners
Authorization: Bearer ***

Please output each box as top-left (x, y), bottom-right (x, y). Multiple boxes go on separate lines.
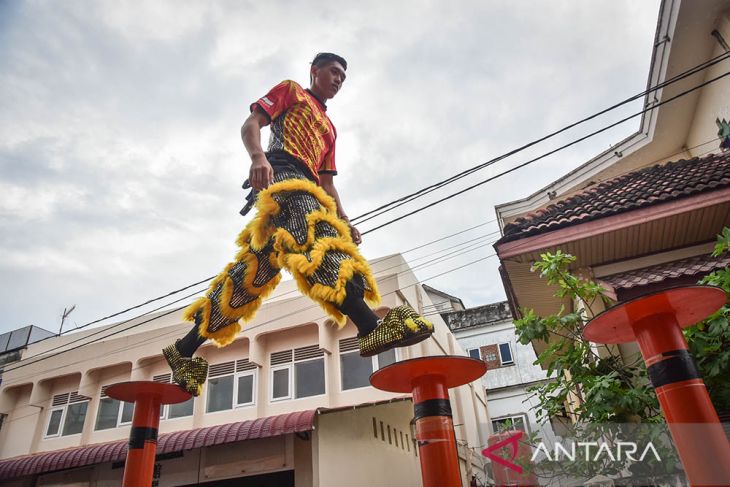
top-left (311, 52), bottom-right (347, 71)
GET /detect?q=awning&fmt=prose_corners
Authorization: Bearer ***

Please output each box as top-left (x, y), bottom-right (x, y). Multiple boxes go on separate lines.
top-left (0, 409), bottom-right (316, 481)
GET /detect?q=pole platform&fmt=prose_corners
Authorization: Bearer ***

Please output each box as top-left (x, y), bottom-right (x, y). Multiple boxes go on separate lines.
top-left (371, 355), bottom-right (487, 487)
top-left (107, 381), bottom-right (192, 487)
top-left (583, 286), bottom-right (730, 486)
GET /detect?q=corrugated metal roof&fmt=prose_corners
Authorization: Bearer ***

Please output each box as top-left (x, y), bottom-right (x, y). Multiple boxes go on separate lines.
top-left (0, 410), bottom-right (315, 481)
top-left (600, 253), bottom-right (730, 290)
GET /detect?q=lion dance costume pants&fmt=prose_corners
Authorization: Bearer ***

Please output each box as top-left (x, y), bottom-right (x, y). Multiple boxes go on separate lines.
top-left (183, 165), bottom-right (381, 347)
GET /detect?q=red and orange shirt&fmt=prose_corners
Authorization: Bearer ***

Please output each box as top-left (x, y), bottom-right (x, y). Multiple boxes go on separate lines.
top-left (251, 80), bottom-right (337, 183)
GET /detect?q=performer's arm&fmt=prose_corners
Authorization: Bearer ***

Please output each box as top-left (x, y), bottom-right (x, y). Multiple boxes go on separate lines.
top-left (319, 173), bottom-right (362, 245)
top-left (241, 109), bottom-right (274, 190)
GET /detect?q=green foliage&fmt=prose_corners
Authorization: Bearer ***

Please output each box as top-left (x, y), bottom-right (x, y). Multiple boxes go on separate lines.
top-left (514, 251), bottom-right (661, 425)
top-left (684, 227), bottom-right (730, 411)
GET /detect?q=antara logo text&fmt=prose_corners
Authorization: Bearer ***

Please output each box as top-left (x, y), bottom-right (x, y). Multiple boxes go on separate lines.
top-left (481, 431), bottom-right (662, 473)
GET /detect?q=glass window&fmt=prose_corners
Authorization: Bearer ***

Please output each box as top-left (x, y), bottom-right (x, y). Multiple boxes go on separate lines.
top-left (295, 359), bottom-right (325, 398)
top-left (341, 351), bottom-right (373, 390)
top-left (168, 397), bottom-right (194, 419)
top-left (207, 375), bottom-right (234, 413)
top-left (46, 409), bottom-right (63, 436)
top-left (237, 374), bottom-right (254, 405)
top-left (498, 343), bottom-right (513, 364)
top-left (95, 398), bottom-right (120, 430)
top-left (492, 415), bottom-right (528, 433)
top-left (120, 402), bottom-right (134, 424)
top-left (272, 367), bottom-right (290, 400)
top-left (62, 402), bottom-right (88, 436)
top-left (468, 349), bottom-right (481, 360)
top-left (377, 349), bottom-right (397, 369)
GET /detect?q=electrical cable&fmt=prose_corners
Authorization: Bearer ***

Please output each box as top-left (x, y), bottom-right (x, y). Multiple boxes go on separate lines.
top-left (350, 51), bottom-right (730, 225)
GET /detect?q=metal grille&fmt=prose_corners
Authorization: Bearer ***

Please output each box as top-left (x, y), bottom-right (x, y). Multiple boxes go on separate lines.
top-left (153, 373), bottom-right (171, 383)
top-left (294, 345), bottom-right (324, 361)
top-left (69, 392), bottom-right (90, 403)
top-left (339, 337), bottom-right (359, 353)
top-left (209, 361), bottom-right (235, 378)
top-left (236, 359), bottom-right (257, 372)
top-left (270, 350), bottom-right (293, 365)
top-left (52, 393), bottom-right (69, 407)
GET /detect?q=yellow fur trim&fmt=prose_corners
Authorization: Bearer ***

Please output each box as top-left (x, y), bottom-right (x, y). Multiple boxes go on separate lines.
top-left (404, 318), bottom-right (420, 333)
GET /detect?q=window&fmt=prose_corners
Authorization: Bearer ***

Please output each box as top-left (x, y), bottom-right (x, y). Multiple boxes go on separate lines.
top-left (95, 386), bottom-right (134, 430)
top-left (467, 348), bottom-right (481, 360)
top-left (205, 360), bottom-right (257, 413)
top-left (270, 346), bottom-right (326, 401)
top-left (492, 414), bottom-right (528, 434)
top-left (153, 374), bottom-right (195, 419)
top-left (339, 337), bottom-right (397, 390)
top-left (498, 342), bottom-right (514, 365)
top-left (45, 392), bottom-right (91, 438)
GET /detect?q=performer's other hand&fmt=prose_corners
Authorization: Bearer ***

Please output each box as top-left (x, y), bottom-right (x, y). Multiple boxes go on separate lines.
top-left (349, 224), bottom-right (362, 245)
top-left (249, 154), bottom-right (274, 190)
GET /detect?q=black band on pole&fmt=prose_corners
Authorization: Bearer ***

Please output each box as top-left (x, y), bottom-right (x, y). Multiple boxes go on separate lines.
top-left (129, 427), bottom-right (158, 449)
top-left (647, 349), bottom-right (700, 388)
top-left (414, 399), bottom-right (452, 420)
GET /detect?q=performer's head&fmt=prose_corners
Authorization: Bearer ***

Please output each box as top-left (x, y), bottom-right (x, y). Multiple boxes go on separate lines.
top-left (310, 52), bottom-right (347, 101)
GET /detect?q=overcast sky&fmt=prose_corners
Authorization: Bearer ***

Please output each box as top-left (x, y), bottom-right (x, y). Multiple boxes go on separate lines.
top-left (0, 0), bottom-right (662, 336)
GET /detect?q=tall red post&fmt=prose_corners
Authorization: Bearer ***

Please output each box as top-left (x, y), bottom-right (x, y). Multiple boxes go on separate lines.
top-left (584, 286), bottom-right (730, 486)
top-left (106, 381), bottom-right (191, 487)
top-left (370, 356), bottom-right (487, 487)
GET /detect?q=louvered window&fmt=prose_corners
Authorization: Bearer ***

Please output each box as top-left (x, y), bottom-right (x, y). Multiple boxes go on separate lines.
top-left (206, 358), bottom-right (257, 413)
top-left (45, 391), bottom-right (90, 438)
top-left (340, 337), bottom-right (398, 391)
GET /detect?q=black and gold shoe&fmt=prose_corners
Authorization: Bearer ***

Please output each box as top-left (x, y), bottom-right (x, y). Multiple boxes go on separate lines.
top-left (359, 305), bottom-right (434, 357)
top-left (162, 342), bottom-right (209, 397)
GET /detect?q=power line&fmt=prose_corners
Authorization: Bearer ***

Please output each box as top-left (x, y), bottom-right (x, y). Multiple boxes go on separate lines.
top-left (360, 68), bottom-right (730, 235)
top-left (350, 50), bottom-right (730, 226)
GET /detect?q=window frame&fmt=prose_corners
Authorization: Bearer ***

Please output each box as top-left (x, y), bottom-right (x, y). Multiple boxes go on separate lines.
top-left (491, 414), bottom-right (529, 434)
top-left (467, 348), bottom-right (482, 361)
top-left (44, 407), bottom-right (66, 438)
top-left (95, 386), bottom-right (135, 430)
top-left (498, 342), bottom-right (514, 365)
top-left (293, 356), bottom-right (326, 399)
top-left (340, 348), bottom-right (399, 392)
top-left (270, 364), bottom-right (293, 402)
top-left (206, 367), bottom-right (258, 413)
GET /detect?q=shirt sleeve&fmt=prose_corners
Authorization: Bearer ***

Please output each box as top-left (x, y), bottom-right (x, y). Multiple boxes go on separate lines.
top-left (319, 145), bottom-right (337, 175)
top-left (250, 80), bottom-right (297, 122)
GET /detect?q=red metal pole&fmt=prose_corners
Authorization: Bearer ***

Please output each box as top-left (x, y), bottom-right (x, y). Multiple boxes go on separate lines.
top-left (122, 393), bottom-right (162, 487)
top-left (631, 311), bottom-right (730, 485)
top-left (370, 356), bottom-right (487, 487)
top-left (106, 381), bottom-right (191, 487)
top-left (411, 374), bottom-right (462, 487)
top-left (584, 287), bottom-right (730, 486)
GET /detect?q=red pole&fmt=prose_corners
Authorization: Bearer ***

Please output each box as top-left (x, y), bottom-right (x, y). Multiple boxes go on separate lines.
top-left (411, 374), bottom-right (462, 487)
top-left (584, 287), bottom-right (730, 486)
top-left (106, 381), bottom-right (191, 487)
top-left (370, 356), bottom-right (487, 487)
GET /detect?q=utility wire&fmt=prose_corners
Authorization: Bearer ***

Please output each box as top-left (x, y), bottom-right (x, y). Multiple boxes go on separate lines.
top-left (350, 50), bottom-right (730, 225)
top-left (360, 69), bottom-right (730, 235)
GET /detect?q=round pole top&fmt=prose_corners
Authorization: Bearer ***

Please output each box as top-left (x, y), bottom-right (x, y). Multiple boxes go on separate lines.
top-left (106, 381), bottom-right (192, 405)
top-left (583, 286), bottom-right (726, 344)
top-left (370, 355), bottom-right (487, 393)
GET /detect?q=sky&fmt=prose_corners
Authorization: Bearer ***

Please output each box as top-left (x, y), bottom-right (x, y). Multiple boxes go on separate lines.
top-left (0, 0), bottom-right (662, 336)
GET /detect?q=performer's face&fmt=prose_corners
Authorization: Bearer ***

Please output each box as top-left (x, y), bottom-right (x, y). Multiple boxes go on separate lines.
top-left (311, 61), bottom-right (346, 100)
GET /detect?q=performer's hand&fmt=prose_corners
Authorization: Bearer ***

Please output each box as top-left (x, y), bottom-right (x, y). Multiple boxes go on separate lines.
top-left (349, 223), bottom-right (362, 245)
top-left (249, 154), bottom-right (274, 190)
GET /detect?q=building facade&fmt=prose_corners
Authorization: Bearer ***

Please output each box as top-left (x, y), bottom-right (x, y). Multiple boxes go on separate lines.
top-left (0, 254), bottom-right (490, 486)
top-left (443, 302), bottom-right (557, 448)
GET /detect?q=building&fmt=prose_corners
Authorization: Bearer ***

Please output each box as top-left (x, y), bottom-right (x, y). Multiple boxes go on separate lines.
top-left (443, 301), bottom-right (557, 448)
top-left (494, 0), bottom-right (730, 412)
top-left (0, 254), bottom-right (490, 486)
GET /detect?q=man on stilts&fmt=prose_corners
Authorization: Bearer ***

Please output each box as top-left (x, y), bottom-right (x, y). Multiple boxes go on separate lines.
top-left (164, 53), bottom-right (434, 396)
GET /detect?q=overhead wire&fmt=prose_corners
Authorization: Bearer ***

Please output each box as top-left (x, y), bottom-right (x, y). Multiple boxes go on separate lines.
top-left (350, 50), bottom-right (730, 226)
top-left (5, 64), bottom-right (728, 379)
